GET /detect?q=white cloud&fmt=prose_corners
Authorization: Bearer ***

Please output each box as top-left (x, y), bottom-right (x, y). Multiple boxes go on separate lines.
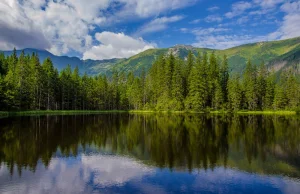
top-left (225, 1), bottom-right (252, 18)
top-left (0, 154), bottom-right (155, 194)
top-left (268, 1), bottom-right (300, 40)
top-left (205, 15), bottom-right (223, 23)
top-left (192, 34), bottom-right (267, 49)
top-left (135, 15), bottom-right (184, 36)
top-left (207, 6), bottom-right (220, 12)
top-left (236, 16), bottom-right (249, 24)
top-left (253, 0), bottom-right (285, 9)
top-left (190, 28), bottom-right (229, 36)
top-left (116, 0), bottom-right (195, 18)
top-left (183, 26), bottom-right (268, 49)
top-left (0, 0), bottom-right (195, 58)
top-left (83, 32), bottom-right (156, 60)
top-left (0, 0), bottom-right (50, 50)
top-left (190, 19), bottom-right (202, 24)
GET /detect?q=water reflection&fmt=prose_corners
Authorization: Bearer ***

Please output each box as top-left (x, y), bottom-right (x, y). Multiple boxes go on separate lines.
top-left (0, 114), bottom-right (300, 193)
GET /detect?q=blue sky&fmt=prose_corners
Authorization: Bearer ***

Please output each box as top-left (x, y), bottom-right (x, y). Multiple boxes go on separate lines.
top-left (0, 0), bottom-right (299, 60)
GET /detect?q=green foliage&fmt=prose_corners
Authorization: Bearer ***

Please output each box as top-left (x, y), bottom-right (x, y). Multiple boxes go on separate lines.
top-left (1, 114), bottom-right (300, 177)
top-left (228, 74), bottom-right (242, 111)
top-left (0, 49), bottom-right (300, 112)
top-left (101, 37), bottom-right (300, 76)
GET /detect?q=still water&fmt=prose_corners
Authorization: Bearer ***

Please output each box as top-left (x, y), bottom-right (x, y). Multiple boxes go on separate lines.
top-left (0, 114), bottom-right (300, 194)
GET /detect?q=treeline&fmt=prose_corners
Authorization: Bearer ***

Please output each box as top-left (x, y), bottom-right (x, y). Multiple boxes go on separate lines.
top-left (0, 49), bottom-right (299, 111)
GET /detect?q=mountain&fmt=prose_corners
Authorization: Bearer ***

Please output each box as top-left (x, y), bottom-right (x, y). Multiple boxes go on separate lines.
top-left (1, 36), bottom-right (300, 76)
top-left (112, 36), bottom-right (300, 75)
top-left (0, 48), bottom-right (123, 75)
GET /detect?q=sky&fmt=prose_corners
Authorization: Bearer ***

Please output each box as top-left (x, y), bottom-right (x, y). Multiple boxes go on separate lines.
top-left (0, 0), bottom-right (299, 60)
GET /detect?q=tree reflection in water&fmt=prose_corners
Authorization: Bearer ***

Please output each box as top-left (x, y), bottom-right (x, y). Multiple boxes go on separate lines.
top-left (0, 114), bottom-right (299, 177)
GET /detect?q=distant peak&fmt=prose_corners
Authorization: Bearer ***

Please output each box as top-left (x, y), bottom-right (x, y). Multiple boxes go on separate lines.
top-left (172, 44), bottom-right (195, 50)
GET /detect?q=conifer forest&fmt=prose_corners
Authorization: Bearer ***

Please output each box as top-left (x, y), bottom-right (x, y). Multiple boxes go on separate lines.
top-left (0, 49), bottom-right (299, 112)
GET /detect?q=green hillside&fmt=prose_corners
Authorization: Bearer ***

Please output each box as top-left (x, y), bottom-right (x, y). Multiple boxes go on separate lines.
top-left (109, 36), bottom-right (300, 75)
top-left (2, 37), bottom-right (300, 76)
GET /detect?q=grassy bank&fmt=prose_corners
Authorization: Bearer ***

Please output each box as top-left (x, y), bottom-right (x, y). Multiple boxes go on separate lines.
top-left (130, 110), bottom-right (297, 115)
top-left (236, 110), bottom-right (297, 115)
top-left (0, 110), bottom-right (297, 117)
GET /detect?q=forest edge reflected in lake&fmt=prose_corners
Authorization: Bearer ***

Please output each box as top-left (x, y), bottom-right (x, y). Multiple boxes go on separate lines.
top-left (0, 113), bottom-right (300, 193)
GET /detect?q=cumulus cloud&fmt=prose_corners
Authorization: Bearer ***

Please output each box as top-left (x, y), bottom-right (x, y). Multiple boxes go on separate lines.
top-left (192, 34), bottom-right (267, 49)
top-left (268, 1), bottom-right (300, 40)
top-left (189, 28), bottom-right (229, 36)
top-left (116, 0), bottom-right (195, 18)
top-left (205, 15), bottom-right (223, 23)
top-left (207, 6), bottom-right (220, 12)
top-left (189, 19), bottom-right (202, 24)
top-left (0, 0), bottom-right (195, 58)
top-left (83, 32), bottom-right (156, 60)
top-left (253, 0), bottom-right (285, 9)
top-left (135, 15), bottom-right (184, 36)
top-left (0, 154), bottom-right (154, 194)
top-left (0, 0), bottom-right (50, 50)
top-left (182, 27), bottom-right (268, 49)
top-left (225, 1), bottom-right (252, 18)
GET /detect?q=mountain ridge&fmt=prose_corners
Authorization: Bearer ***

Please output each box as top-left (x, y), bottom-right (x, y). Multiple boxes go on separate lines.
top-left (1, 36), bottom-right (300, 76)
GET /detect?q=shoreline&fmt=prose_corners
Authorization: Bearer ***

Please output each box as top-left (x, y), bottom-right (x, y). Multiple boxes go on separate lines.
top-left (0, 110), bottom-right (297, 117)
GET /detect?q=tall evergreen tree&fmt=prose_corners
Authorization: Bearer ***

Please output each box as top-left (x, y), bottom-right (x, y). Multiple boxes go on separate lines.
top-left (185, 53), bottom-right (208, 111)
top-left (42, 58), bottom-right (56, 110)
top-left (228, 74), bottom-right (242, 111)
top-left (220, 55), bottom-right (229, 104)
top-left (171, 58), bottom-right (184, 110)
top-left (243, 60), bottom-right (258, 110)
top-left (264, 72), bottom-right (275, 110)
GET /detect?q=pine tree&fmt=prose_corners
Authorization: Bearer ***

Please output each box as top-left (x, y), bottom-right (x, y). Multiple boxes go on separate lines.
top-left (0, 53), bottom-right (8, 75)
top-left (273, 84), bottom-right (287, 110)
top-left (71, 66), bottom-right (81, 110)
top-left (29, 53), bottom-right (44, 110)
top-left (243, 60), bottom-right (258, 110)
top-left (264, 72), bottom-right (275, 110)
top-left (257, 62), bottom-right (267, 110)
top-left (4, 50), bottom-right (19, 110)
top-left (208, 52), bottom-right (219, 107)
top-left (111, 71), bottom-right (120, 110)
top-left (42, 58), bottom-right (56, 110)
top-left (213, 81), bottom-right (224, 110)
top-left (0, 74), bottom-right (5, 110)
top-left (228, 74), bottom-right (242, 111)
top-left (285, 69), bottom-right (299, 109)
top-left (185, 53), bottom-right (208, 111)
top-left (60, 65), bottom-right (73, 110)
top-left (171, 58), bottom-right (184, 110)
top-left (118, 72), bottom-right (129, 110)
top-left (165, 53), bottom-right (175, 99)
top-left (220, 55), bottom-right (229, 104)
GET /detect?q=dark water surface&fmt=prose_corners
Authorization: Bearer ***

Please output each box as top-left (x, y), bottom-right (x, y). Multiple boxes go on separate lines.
top-left (0, 114), bottom-right (300, 194)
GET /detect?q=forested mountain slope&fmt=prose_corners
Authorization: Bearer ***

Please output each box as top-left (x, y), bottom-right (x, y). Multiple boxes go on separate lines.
top-left (113, 36), bottom-right (300, 75)
top-left (1, 48), bottom-right (123, 75)
top-left (1, 36), bottom-right (300, 76)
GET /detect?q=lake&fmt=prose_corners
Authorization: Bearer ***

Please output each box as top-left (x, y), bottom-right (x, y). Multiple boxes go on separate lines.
top-left (0, 114), bottom-right (300, 194)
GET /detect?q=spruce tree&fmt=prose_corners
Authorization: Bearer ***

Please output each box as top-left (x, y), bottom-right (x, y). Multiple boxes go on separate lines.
top-left (257, 62), bottom-right (267, 110)
top-left (243, 60), bottom-right (258, 110)
top-left (0, 74), bottom-right (5, 110)
top-left (220, 55), bottom-right (229, 104)
top-left (171, 58), bottom-right (184, 110)
top-left (42, 58), bottom-right (56, 110)
top-left (228, 74), bottom-right (242, 111)
top-left (264, 72), bottom-right (275, 110)
top-left (185, 53), bottom-right (208, 111)
top-left (285, 69), bottom-right (299, 109)
top-left (4, 50), bottom-right (19, 110)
